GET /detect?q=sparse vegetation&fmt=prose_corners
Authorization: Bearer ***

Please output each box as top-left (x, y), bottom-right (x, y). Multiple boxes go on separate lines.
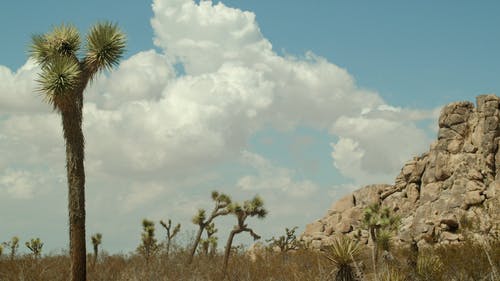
top-left (0, 237), bottom-right (497, 281)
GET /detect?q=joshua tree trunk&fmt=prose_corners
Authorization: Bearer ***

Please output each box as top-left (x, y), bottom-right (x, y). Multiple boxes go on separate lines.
top-left (369, 228), bottom-right (378, 281)
top-left (62, 87), bottom-right (87, 281)
top-left (93, 243), bottom-right (98, 266)
top-left (166, 237), bottom-right (171, 258)
top-left (188, 226), bottom-right (204, 264)
top-left (222, 230), bottom-right (238, 277)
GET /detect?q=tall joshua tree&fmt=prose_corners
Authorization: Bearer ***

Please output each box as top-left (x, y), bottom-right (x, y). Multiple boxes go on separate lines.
top-left (188, 191), bottom-right (232, 264)
top-left (29, 23), bottom-right (126, 281)
top-left (223, 196), bottom-right (267, 276)
top-left (160, 218), bottom-right (181, 258)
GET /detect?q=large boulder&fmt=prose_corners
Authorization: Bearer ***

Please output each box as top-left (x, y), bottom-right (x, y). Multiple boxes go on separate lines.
top-left (301, 95), bottom-right (500, 249)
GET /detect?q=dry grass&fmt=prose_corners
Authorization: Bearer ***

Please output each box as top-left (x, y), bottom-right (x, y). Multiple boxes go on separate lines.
top-left (0, 240), bottom-right (498, 281)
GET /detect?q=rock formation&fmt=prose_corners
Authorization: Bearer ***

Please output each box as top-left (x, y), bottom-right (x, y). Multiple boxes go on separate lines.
top-left (301, 94), bottom-right (500, 249)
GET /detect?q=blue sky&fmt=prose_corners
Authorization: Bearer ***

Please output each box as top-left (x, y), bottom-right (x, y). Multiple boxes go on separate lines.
top-left (2, 1), bottom-right (499, 107)
top-left (0, 0), bottom-right (498, 253)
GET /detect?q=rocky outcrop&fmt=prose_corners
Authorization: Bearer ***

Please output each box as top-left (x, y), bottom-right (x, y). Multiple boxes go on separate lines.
top-left (302, 95), bottom-right (500, 249)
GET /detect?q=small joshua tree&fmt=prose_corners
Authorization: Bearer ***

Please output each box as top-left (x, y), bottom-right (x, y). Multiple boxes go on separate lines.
top-left (362, 203), bottom-right (400, 279)
top-left (91, 233), bottom-right (102, 265)
top-left (199, 222), bottom-right (218, 257)
top-left (159, 218), bottom-right (181, 257)
top-left (324, 235), bottom-right (362, 281)
top-left (137, 219), bottom-right (159, 263)
top-left (25, 237), bottom-right (44, 259)
top-left (3, 236), bottom-right (20, 260)
top-left (267, 226), bottom-right (300, 262)
top-left (223, 195), bottom-right (267, 276)
top-left (188, 191), bottom-right (232, 264)
top-left (268, 226), bottom-right (300, 252)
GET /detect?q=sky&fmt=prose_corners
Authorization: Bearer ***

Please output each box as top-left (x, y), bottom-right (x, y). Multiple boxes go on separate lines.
top-left (0, 0), bottom-right (499, 254)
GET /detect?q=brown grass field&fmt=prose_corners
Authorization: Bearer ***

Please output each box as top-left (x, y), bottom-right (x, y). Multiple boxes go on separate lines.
top-left (0, 239), bottom-right (498, 281)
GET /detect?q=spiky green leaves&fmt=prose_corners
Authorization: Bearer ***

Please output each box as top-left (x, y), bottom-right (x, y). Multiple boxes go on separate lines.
top-left (362, 203), bottom-right (400, 232)
top-left (192, 209), bottom-right (207, 225)
top-left (244, 196), bottom-right (267, 218)
top-left (228, 196), bottom-right (268, 221)
top-left (324, 235), bottom-right (361, 267)
top-left (212, 191), bottom-right (232, 208)
top-left (30, 22), bottom-right (126, 111)
top-left (417, 253), bottom-right (444, 279)
top-left (30, 24), bottom-right (82, 110)
top-left (37, 56), bottom-right (81, 108)
top-left (85, 22), bottom-right (126, 75)
top-left (30, 24), bottom-right (81, 66)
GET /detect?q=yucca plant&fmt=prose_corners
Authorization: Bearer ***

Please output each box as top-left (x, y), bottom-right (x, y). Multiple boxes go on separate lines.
top-left (416, 252), bottom-right (443, 281)
top-left (25, 237), bottom-right (44, 259)
top-left (380, 267), bottom-right (407, 281)
top-left (188, 190), bottom-right (232, 264)
top-left (324, 235), bottom-right (362, 281)
top-left (223, 195), bottom-right (267, 276)
top-left (29, 22), bottom-right (125, 281)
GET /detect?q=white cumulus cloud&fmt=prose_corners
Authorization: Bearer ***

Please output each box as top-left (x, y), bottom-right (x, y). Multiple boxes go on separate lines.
top-left (0, 0), bottom-right (437, 252)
